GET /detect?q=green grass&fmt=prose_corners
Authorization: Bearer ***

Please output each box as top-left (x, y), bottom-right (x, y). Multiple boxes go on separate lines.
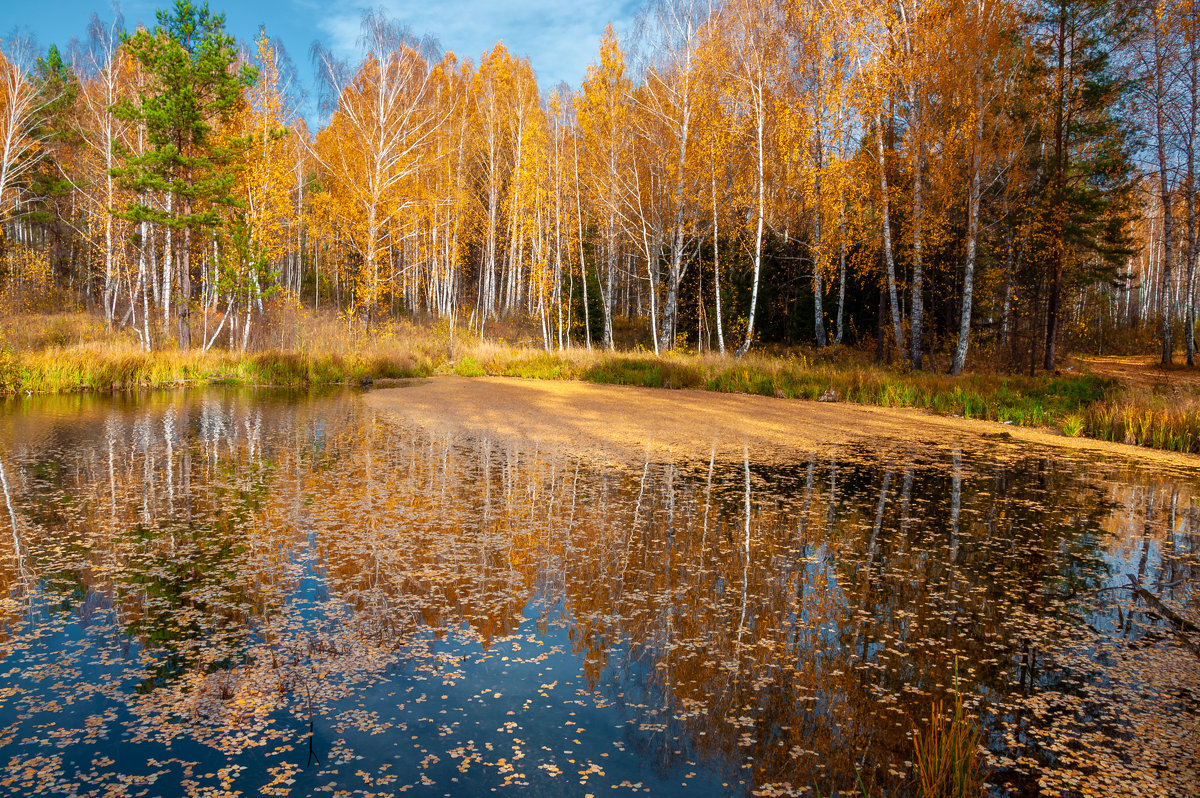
top-left (1061, 414), bottom-right (1085, 438)
top-left (1083, 401), bottom-right (1200, 454)
top-left (585, 357), bottom-right (707, 390)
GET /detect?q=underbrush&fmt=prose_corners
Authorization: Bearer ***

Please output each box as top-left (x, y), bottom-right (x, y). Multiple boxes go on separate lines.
top-left (0, 311), bottom-right (119, 351)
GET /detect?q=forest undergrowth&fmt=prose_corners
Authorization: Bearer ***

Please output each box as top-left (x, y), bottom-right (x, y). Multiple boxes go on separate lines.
top-left (4, 310), bottom-right (1200, 456)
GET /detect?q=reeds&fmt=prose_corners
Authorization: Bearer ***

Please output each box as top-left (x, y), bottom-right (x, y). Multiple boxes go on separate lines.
top-left (1061, 414), bottom-right (1085, 437)
top-left (1084, 400), bottom-right (1200, 453)
top-left (911, 663), bottom-right (986, 798)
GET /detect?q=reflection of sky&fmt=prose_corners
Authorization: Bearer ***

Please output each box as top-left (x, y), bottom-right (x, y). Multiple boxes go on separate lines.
top-left (4, 0), bottom-right (641, 123)
top-left (1, 388), bottom-right (1196, 795)
top-left (0, 564), bottom-right (726, 796)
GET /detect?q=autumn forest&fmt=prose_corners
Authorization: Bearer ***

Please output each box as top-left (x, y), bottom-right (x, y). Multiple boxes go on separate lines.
top-left (2, 3), bottom-right (1200, 796)
top-left (1, 0), bottom-right (1196, 373)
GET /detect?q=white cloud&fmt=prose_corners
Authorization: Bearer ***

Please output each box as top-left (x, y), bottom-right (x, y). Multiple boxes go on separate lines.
top-left (313, 0), bottom-right (641, 88)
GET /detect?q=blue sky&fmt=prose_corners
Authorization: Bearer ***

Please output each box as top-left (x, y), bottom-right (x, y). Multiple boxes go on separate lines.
top-left (4, 0), bottom-right (642, 118)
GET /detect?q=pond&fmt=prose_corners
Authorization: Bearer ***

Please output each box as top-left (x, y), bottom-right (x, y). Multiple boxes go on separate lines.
top-left (0, 386), bottom-right (1196, 797)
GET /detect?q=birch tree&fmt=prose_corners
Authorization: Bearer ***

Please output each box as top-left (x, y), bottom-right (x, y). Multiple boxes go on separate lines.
top-left (577, 26), bottom-right (632, 350)
top-left (0, 34), bottom-right (54, 227)
top-left (634, 0), bottom-right (711, 351)
top-left (721, 0), bottom-right (783, 358)
top-left (71, 11), bottom-right (130, 326)
top-left (311, 10), bottom-right (446, 323)
top-left (949, 0), bottom-right (1025, 375)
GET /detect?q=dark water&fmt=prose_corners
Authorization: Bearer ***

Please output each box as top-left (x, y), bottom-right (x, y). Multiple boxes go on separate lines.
top-left (0, 388), bottom-right (1196, 797)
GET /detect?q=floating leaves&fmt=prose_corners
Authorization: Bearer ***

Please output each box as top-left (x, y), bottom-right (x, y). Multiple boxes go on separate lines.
top-left (0, 390), bottom-right (1195, 796)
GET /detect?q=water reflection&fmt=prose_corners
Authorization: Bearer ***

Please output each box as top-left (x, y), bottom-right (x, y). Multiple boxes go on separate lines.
top-left (0, 389), bottom-right (1196, 797)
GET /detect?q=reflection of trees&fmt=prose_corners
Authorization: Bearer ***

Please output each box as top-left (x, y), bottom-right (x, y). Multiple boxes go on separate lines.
top-left (0, 392), bottom-right (1195, 794)
top-left (0, 392), bottom-right (339, 754)
top-left (292, 426), bottom-right (1185, 793)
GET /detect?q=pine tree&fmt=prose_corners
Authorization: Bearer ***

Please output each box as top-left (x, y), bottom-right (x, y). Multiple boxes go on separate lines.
top-left (112, 0), bottom-right (255, 348)
top-left (22, 45), bottom-right (79, 280)
top-left (1034, 0), bottom-right (1138, 370)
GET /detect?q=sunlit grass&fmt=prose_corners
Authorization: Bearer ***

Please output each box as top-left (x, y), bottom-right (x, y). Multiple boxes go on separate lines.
top-left (1084, 397), bottom-right (1200, 454)
top-left (0, 342), bottom-right (433, 394)
top-left (10, 309), bottom-right (1200, 456)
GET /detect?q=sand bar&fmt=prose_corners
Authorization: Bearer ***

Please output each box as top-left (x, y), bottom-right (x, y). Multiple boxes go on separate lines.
top-left (364, 376), bottom-right (1200, 471)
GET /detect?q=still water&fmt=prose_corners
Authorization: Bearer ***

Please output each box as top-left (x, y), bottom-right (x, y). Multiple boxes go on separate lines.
top-left (0, 388), bottom-right (1196, 797)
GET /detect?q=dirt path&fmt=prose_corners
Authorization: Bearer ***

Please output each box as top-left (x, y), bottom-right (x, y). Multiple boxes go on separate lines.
top-left (1079, 355), bottom-right (1200, 393)
top-left (364, 376), bottom-right (1200, 471)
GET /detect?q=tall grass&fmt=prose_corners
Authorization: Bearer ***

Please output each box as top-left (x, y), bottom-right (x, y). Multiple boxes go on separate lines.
top-left (911, 663), bottom-right (986, 798)
top-left (0, 344), bottom-right (432, 394)
top-left (1084, 399), bottom-right (1200, 454)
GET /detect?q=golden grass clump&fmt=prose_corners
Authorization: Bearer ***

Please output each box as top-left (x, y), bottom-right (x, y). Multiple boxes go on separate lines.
top-left (911, 663), bottom-right (986, 798)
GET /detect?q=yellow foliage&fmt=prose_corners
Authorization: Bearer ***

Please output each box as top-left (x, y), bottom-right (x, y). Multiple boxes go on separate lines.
top-left (1, 246), bottom-right (56, 314)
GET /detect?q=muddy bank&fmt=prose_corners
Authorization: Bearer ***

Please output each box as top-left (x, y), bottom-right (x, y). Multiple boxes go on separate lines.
top-left (364, 376), bottom-right (1200, 471)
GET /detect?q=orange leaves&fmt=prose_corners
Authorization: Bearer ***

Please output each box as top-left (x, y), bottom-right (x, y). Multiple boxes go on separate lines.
top-left (575, 27), bottom-right (632, 245)
top-left (576, 26), bottom-right (632, 201)
top-left (227, 35), bottom-right (295, 268)
top-left (310, 23), bottom-right (446, 316)
top-left (0, 246), bottom-right (55, 314)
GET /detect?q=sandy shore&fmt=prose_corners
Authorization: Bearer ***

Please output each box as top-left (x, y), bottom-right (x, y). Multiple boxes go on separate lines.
top-left (363, 376), bottom-right (1200, 471)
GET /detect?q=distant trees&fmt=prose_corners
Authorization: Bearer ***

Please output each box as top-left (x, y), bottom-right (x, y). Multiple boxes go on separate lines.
top-left (1130, 0), bottom-right (1199, 365)
top-left (0, 0), bottom-right (1196, 371)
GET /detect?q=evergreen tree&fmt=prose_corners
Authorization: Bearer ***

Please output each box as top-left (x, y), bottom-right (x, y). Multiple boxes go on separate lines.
top-left (1033, 0), bottom-right (1138, 370)
top-left (112, 0), bottom-right (255, 348)
top-left (23, 46), bottom-right (79, 284)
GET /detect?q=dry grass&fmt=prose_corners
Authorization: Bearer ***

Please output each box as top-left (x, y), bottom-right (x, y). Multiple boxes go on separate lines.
top-left (1068, 357), bottom-right (1200, 453)
top-left (0, 312), bottom-right (122, 351)
top-left (0, 315), bottom-right (435, 393)
top-left (6, 310), bottom-right (1199, 459)
top-left (1083, 395), bottom-right (1200, 454)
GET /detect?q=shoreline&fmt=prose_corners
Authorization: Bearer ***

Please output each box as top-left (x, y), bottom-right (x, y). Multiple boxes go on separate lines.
top-left (364, 375), bottom-right (1200, 472)
top-left (4, 343), bottom-right (1198, 462)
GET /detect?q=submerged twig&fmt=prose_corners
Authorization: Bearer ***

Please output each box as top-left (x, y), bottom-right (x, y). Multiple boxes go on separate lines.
top-left (1073, 578), bottom-right (1188, 597)
top-left (1127, 574), bottom-right (1200, 659)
